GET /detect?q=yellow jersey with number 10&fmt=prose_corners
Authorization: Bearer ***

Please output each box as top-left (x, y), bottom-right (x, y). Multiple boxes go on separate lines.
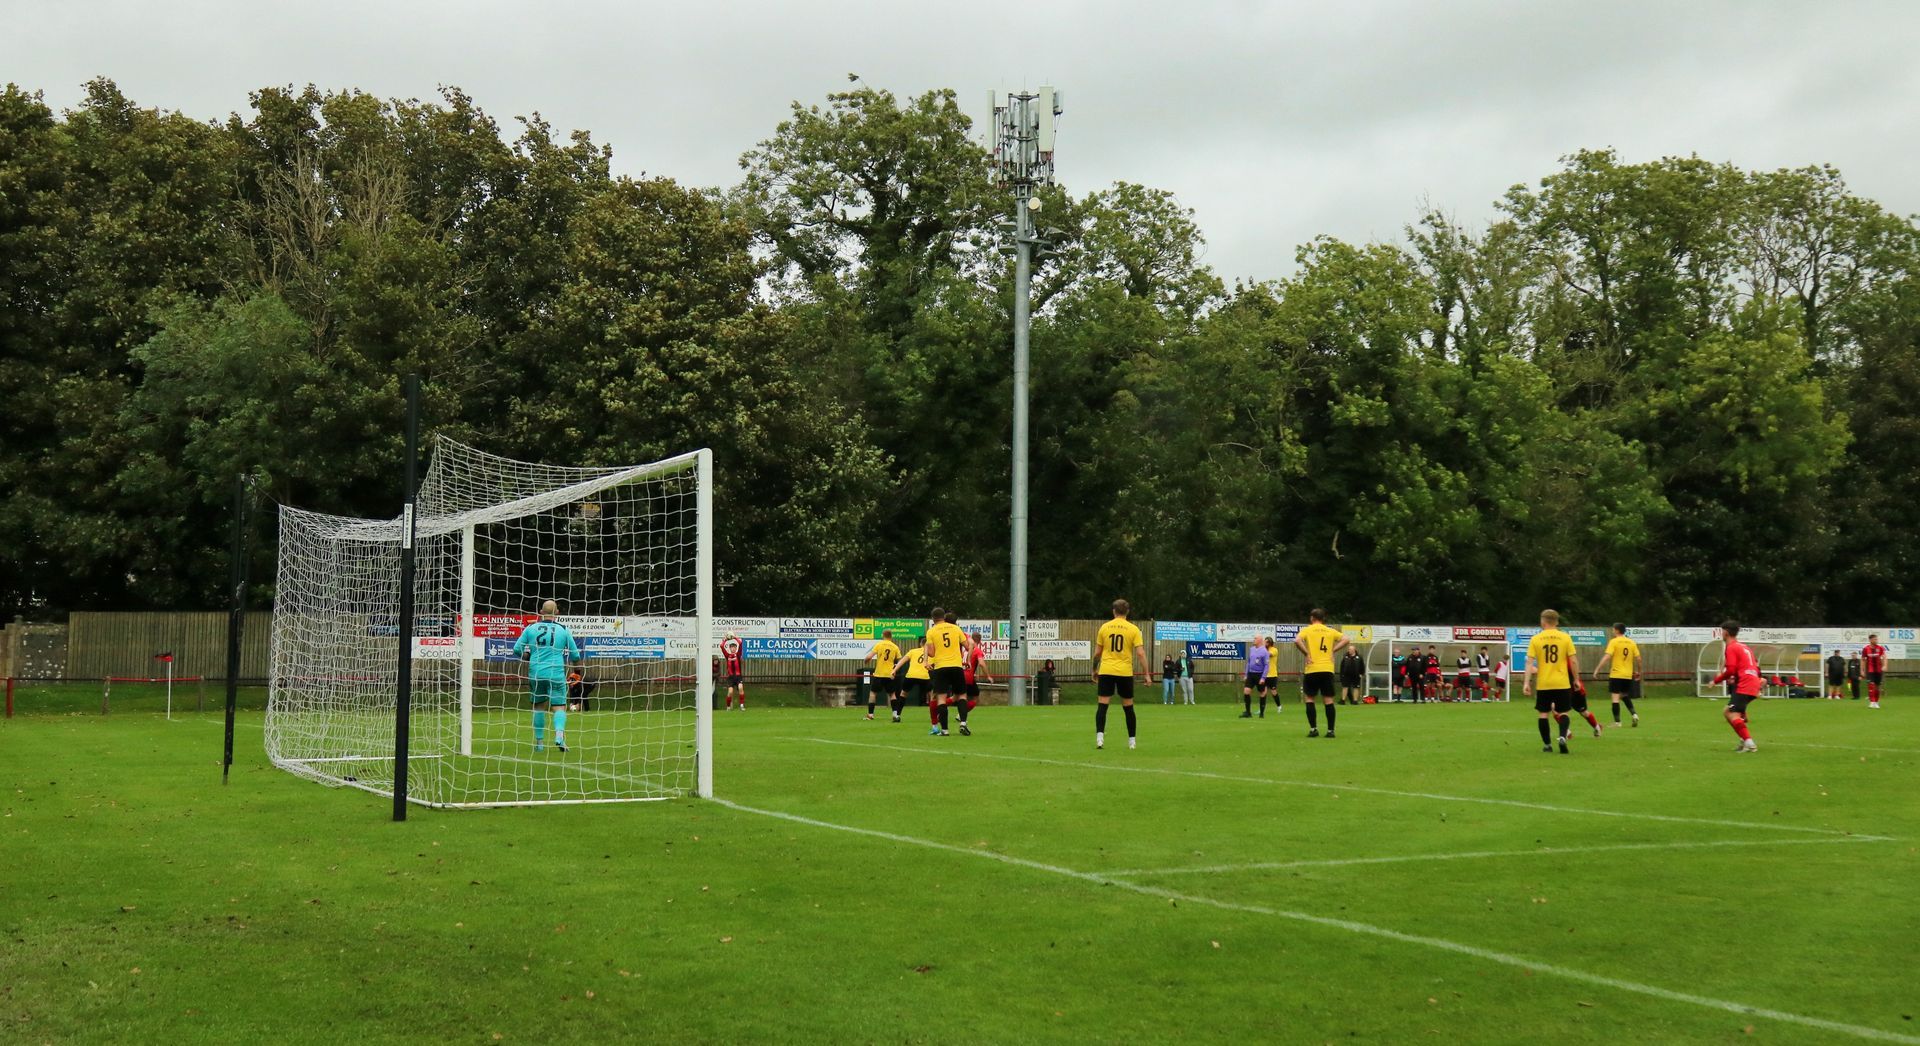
top-left (1095, 618), bottom-right (1144, 676)
top-left (1528, 628), bottom-right (1576, 689)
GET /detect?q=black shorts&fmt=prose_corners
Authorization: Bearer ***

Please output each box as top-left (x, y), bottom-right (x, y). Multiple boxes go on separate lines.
top-left (1826, 673), bottom-right (1844, 687)
top-left (1868, 671), bottom-right (1884, 684)
top-left (1243, 672), bottom-right (1265, 690)
top-left (726, 673), bottom-right (743, 686)
top-left (1339, 675), bottom-right (1363, 689)
top-left (905, 679), bottom-right (930, 705)
top-left (1455, 673), bottom-right (1472, 688)
top-left (1302, 671), bottom-right (1335, 698)
top-left (932, 666), bottom-right (967, 694)
top-left (1097, 673), bottom-right (1136, 700)
top-left (1534, 688), bottom-right (1573, 714)
top-left (966, 680), bottom-right (981, 699)
top-left (874, 675), bottom-right (900, 696)
top-left (1608, 678), bottom-right (1634, 695)
top-left (1727, 692), bottom-right (1757, 715)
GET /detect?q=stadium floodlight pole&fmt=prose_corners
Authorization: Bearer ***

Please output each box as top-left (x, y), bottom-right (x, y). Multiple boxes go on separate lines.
top-left (392, 374), bottom-right (421, 822)
top-left (222, 474), bottom-right (250, 784)
top-left (989, 86), bottom-right (1061, 707)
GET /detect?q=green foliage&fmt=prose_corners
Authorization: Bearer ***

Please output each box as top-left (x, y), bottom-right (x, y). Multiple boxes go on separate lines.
top-left (3, 79), bottom-right (1916, 622)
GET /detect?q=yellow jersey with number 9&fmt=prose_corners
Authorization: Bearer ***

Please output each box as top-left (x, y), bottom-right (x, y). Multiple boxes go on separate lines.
top-left (1528, 628), bottom-right (1575, 689)
top-left (1605, 636), bottom-right (1640, 680)
top-left (1299, 623), bottom-right (1342, 673)
top-left (1095, 618), bottom-right (1144, 676)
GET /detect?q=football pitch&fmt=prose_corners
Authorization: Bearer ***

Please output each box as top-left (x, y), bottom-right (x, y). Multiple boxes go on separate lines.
top-left (4, 688), bottom-right (1916, 1044)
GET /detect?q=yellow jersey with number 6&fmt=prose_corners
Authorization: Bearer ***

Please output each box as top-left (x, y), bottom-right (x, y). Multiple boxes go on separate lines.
top-left (1095, 618), bottom-right (1144, 676)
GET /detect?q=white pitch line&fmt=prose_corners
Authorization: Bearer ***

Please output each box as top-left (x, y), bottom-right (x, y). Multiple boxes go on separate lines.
top-left (1426, 725), bottom-right (1920, 756)
top-left (793, 737), bottom-right (1891, 841)
top-left (713, 798), bottom-right (1920, 1045)
top-left (1104, 836), bottom-right (1888, 878)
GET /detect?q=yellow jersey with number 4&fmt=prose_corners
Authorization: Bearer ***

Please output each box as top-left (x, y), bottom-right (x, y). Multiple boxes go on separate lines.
top-left (1095, 618), bottom-right (1144, 676)
top-left (1299, 623), bottom-right (1342, 673)
top-left (1528, 628), bottom-right (1576, 689)
top-left (1605, 636), bottom-right (1640, 680)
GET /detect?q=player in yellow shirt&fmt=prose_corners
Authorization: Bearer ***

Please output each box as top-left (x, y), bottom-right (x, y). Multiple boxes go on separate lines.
top-left (1263, 638), bottom-right (1282, 716)
top-left (862, 630), bottom-right (901, 722)
top-left (903, 636), bottom-right (933, 726)
top-left (925, 609), bottom-right (974, 737)
top-left (1293, 609), bottom-right (1352, 739)
top-left (1524, 609), bottom-right (1583, 754)
top-left (1092, 598), bottom-right (1149, 750)
top-left (1593, 622), bottom-right (1642, 728)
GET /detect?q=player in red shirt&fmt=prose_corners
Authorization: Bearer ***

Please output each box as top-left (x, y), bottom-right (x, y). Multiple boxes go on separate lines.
top-left (1861, 634), bottom-right (1888, 709)
top-left (955, 631), bottom-right (992, 735)
top-left (720, 633), bottom-right (746, 711)
top-left (1710, 621), bottom-right (1764, 752)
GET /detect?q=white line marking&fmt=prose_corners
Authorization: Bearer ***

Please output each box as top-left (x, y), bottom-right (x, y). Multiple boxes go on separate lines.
top-left (713, 798), bottom-right (1920, 1045)
top-left (1105, 836), bottom-right (1889, 877)
top-left (1427, 725), bottom-right (1920, 756)
top-left (792, 737), bottom-right (1891, 840)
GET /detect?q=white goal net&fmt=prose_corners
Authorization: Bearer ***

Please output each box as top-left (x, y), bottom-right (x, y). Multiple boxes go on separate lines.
top-left (267, 437), bottom-right (713, 808)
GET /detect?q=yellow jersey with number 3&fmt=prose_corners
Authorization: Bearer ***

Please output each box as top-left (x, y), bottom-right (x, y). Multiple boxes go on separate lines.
top-left (1299, 623), bottom-right (1342, 673)
top-left (869, 640), bottom-right (900, 676)
top-left (927, 622), bottom-right (966, 669)
top-left (1095, 618), bottom-right (1144, 676)
top-left (1605, 636), bottom-right (1640, 680)
top-left (1528, 628), bottom-right (1575, 689)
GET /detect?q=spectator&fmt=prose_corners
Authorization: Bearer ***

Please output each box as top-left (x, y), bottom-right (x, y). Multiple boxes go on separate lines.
top-left (1338, 647), bottom-right (1365, 705)
top-left (1161, 653), bottom-right (1178, 704)
top-left (1178, 648), bottom-right (1196, 705)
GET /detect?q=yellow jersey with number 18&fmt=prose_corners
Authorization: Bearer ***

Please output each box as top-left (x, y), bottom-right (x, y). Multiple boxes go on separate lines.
top-left (1605, 636), bottom-right (1640, 680)
top-left (1528, 628), bottom-right (1576, 689)
top-left (1299, 623), bottom-right (1342, 673)
top-left (1095, 618), bottom-right (1144, 676)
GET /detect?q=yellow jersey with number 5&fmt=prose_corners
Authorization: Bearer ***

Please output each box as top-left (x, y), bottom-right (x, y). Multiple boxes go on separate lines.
top-left (1095, 618), bottom-right (1144, 676)
top-left (927, 621), bottom-right (966, 669)
top-left (1528, 628), bottom-right (1576, 689)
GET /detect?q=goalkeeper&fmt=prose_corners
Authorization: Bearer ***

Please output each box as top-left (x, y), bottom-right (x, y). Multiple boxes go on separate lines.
top-left (512, 600), bottom-right (582, 752)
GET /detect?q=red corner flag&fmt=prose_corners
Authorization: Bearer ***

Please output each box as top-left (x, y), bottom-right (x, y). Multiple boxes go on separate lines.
top-left (153, 652), bottom-right (175, 663)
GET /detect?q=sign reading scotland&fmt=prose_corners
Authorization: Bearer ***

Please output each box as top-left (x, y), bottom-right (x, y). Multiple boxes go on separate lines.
top-left (1187, 640), bottom-right (1248, 660)
top-left (1153, 621), bottom-right (1217, 642)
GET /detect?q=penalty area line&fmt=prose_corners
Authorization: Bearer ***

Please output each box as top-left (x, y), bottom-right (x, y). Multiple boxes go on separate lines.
top-left (791, 737), bottom-right (1891, 841)
top-left (712, 798), bottom-right (1920, 1045)
top-left (1103, 835), bottom-right (1890, 878)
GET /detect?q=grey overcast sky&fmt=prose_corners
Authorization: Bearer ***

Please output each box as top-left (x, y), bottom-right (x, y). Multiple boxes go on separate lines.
top-left (6, 0), bottom-right (1917, 283)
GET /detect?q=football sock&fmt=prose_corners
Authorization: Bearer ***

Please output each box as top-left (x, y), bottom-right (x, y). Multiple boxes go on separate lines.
top-left (1622, 695), bottom-right (1636, 714)
top-left (956, 703), bottom-right (969, 725)
top-left (1584, 711), bottom-right (1599, 728)
top-left (939, 704), bottom-right (950, 730)
top-left (1555, 713), bottom-right (1570, 737)
top-left (930, 703), bottom-right (940, 726)
top-left (553, 709), bottom-right (567, 744)
top-left (533, 709), bottom-right (547, 743)
top-left (1243, 694), bottom-right (1252, 714)
top-left (1731, 715), bottom-right (1751, 741)
top-left (1305, 703), bottom-right (1318, 729)
top-left (1870, 683), bottom-right (1881, 702)
top-left (1537, 718), bottom-right (1552, 744)
top-left (1095, 703), bottom-right (1110, 734)
top-left (1324, 703), bottom-right (1335, 731)
top-left (1259, 694), bottom-right (1269, 714)
top-left (1123, 704), bottom-right (1137, 739)
top-left (1612, 703), bottom-right (1622, 723)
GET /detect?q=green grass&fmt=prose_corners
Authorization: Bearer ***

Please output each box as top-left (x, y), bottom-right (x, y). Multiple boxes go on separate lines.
top-left (4, 687), bottom-right (1917, 1044)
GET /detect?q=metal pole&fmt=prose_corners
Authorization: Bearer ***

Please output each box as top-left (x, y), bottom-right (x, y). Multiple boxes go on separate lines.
top-left (1009, 178), bottom-right (1033, 707)
top-left (393, 374), bottom-right (421, 822)
top-left (694, 449), bottom-right (714, 799)
top-left (223, 475), bottom-right (246, 783)
top-left (457, 524), bottom-right (475, 757)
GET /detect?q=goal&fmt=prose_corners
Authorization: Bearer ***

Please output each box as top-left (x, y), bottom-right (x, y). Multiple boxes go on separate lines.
top-left (1364, 638), bottom-right (1511, 702)
top-left (267, 437), bottom-right (713, 808)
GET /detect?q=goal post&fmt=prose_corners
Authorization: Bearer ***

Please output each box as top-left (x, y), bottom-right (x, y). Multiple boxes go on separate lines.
top-left (268, 437), bottom-right (715, 809)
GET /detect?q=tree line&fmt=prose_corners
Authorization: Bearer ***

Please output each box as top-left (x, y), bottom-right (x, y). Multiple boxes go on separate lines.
top-left (3, 79), bottom-right (1916, 624)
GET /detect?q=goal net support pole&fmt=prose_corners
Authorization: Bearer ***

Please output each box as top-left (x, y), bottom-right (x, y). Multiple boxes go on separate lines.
top-left (695, 448), bottom-right (714, 799)
top-left (458, 523), bottom-right (476, 758)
